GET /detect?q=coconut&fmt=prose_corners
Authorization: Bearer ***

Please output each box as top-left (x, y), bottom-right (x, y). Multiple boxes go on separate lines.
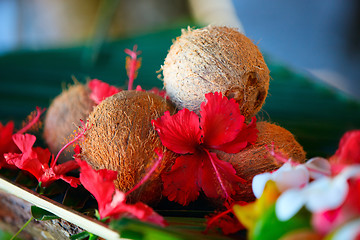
top-left (214, 121), bottom-right (306, 202)
top-left (43, 83), bottom-right (95, 162)
top-left (80, 91), bottom-right (177, 205)
top-left (162, 25), bottom-right (270, 120)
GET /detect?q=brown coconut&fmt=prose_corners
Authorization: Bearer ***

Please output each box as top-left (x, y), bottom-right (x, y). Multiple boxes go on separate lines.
top-left (162, 25), bottom-right (270, 120)
top-left (214, 121), bottom-right (306, 203)
top-left (43, 83), bottom-right (95, 162)
top-left (80, 91), bottom-right (177, 205)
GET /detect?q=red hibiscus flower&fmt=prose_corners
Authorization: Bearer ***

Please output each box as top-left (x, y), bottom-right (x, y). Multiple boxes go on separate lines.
top-left (1, 107), bottom-right (45, 169)
top-left (4, 133), bottom-right (80, 187)
top-left (88, 79), bottom-right (121, 104)
top-left (4, 119), bottom-right (87, 188)
top-left (152, 92), bottom-right (258, 205)
top-left (0, 121), bottom-right (18, 169)
top-left (77, 159), bottom-right (166, 226)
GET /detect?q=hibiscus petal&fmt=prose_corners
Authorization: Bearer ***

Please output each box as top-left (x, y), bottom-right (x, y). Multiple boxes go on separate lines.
top-left (58, 175), bottom-right (81, 188)
top-left (100, 190), bottom-right (127, 219)
top-left (330, 130), bottom-right (360, 165)
top-left (54, 160), bottom-right (79, 175)
top-left (162, 154), bottom-right (201, 205)
top-left (5, 135), bottom-right (46, 180)
top-left (0, 121), bottom-right (14, 140)
top-left (200, 92), bottom-right (244, 147)
top-left (32, 147), bottom-right (52, 165)
top-left (12, 133), bottom-right (36, 154)
top-left (88, 79), bottom-right (120, 104)
top-left (0, 121), bottom-right (18, 169)
top-left (77, 160), bottom-right (118, 213)
top-left (102, 196), bottom-right (166, 226)
top-left (199, 151), bottom-right (245, 200)
top-left (5, 152), bottom-right (44, 180)
top-left (152, 110), bottom-right (201, 154)
top-left (132, 202), bottom-right (167, 227)
top-left (214, 116), bottom-right (258, 153)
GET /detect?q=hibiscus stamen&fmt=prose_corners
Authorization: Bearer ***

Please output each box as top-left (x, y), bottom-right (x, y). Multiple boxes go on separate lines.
top-left (206, 208), bottom-right (234, 230)
top-left (51, 120), bottom-right (89, 168)
top-left (125, 149), bottom-right (163, 197)
top-left (125, 45), bottom-right (142, 90)
top-left (17, 107), bottom-right (45, 135)
top-left (205, 149), bottom-right (230, 200)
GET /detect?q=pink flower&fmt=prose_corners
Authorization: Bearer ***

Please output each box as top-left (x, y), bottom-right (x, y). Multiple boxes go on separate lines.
top-left (152, 92), bottom-right (258, 205)
top-left (77, 159), bottom-right (166, 226)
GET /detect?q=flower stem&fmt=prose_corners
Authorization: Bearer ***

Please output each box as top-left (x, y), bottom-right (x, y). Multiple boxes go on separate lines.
top-left (10, 216), bottom-right (34, 240)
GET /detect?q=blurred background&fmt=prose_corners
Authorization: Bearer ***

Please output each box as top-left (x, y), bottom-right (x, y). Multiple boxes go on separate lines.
top-left (0, 0), bottom-right (359, 100)
top-left (0, 0), bottom-right (359, 157)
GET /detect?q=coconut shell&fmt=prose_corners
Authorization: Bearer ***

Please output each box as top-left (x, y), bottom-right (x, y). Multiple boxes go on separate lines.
top-left (80, 91), bottom-right (177, 205)
top-left (214, 121), bottom-right (306, 203)
top-left (162, 25), bottom-right (270, 120)
top-left (43, 83), bottom-right (95, 163)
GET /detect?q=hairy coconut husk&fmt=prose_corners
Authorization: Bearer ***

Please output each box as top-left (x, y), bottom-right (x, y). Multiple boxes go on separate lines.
top-left (80, 91), bottom-right (177, 205)
top-left (162, 25), bottom-right (270, 120)
top-left (43, 83), bottom-right (95, 163)
top-left (214, 121), bottom-right (306, 203)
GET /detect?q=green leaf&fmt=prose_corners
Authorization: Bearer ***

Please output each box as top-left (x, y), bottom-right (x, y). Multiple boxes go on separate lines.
top-left (110, 218), bottom-right (183, 240)
top-left (88, 233), bottom-right (99, 240)
top-left (69, 231), bottom-right (90, 240)
top-left (110, 217), bottom-right (231, 240)
top-left (31, 206), bottom-right (59, 221)
top-left (253, 205), bottom-right (312, 240)
top-left (0, 229), bottom-right (19, 240)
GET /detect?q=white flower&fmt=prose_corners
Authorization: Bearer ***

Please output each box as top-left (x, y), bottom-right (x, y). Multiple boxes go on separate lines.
top-left (275, 165), bottom-right (360, 221)
top-left (252, 157), bottom-right (330, 199)
top-left (331, 218), bottom-right (360, 240)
